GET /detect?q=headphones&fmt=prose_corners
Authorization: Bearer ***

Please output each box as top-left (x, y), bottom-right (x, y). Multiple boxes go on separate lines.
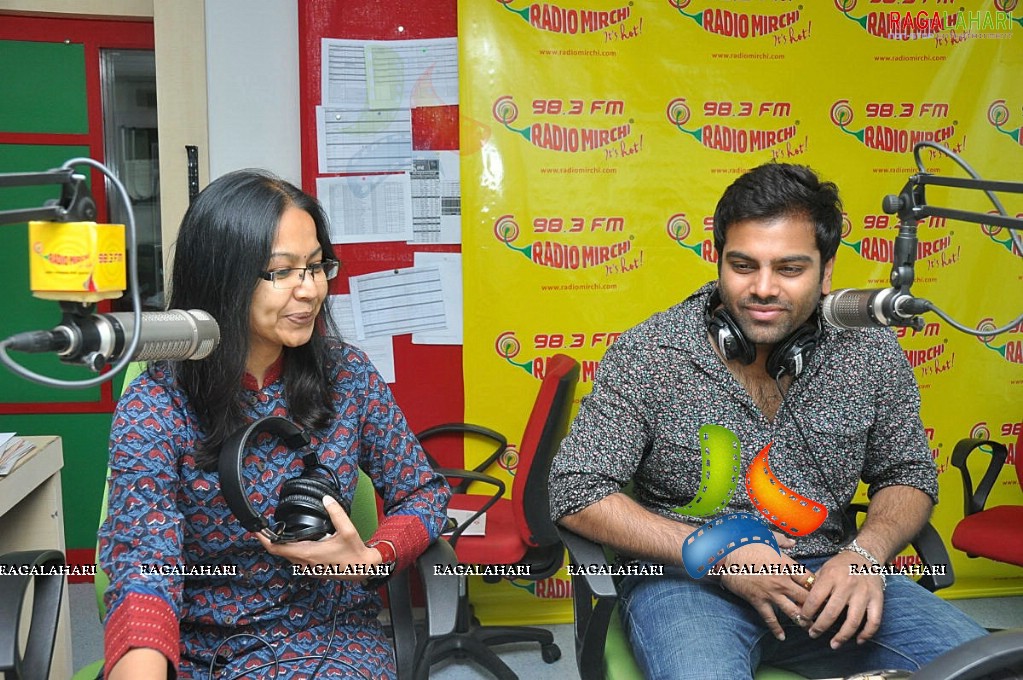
top-left (218, 416), bottom-right (348, 543)
top-left (704, 285), bottom-right (822, 380)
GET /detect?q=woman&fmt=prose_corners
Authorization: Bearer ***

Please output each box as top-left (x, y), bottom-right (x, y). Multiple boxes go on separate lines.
top-left (98, 170), bottom-right (450, 679)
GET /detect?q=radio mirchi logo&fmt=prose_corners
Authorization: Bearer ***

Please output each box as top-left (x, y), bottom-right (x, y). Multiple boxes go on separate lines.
top-left (988, 99), bottom-right (1023, 147)
top-left (666, 213), bottom-right (717, 264)
top-left (494, 0), bottom-right (641, 40)
top-left (838, 211), bottom-right (959, 270)
top-left (666, 97), bottom-right (803, 156)
top-left (668, 0), bottom-right (810, 44)
top-left (829, 99), bottom-right (962, 155)
top-left (976, 318), bottom-right (1023, 365)
top-left (492, 95), bottom-right (641, 158)
top-left (833, 0), bottom-right (952, 40)
top-left (493, 214), bottom-right (640, 273)
top-left (494, 331), bottom-right (606, 382)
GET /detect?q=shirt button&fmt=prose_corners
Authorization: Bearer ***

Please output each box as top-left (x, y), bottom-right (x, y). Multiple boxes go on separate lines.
top-left (248, 395), bottom-right (259, 406)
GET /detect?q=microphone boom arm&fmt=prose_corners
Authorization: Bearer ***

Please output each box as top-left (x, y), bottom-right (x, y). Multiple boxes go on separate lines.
top-left (877, 142), bottom-right (1023, 338)
top-left (0, 168), bottom-right (98, 225)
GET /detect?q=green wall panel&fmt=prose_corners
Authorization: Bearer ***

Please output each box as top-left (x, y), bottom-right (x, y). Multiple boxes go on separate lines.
top-left (0, 412), bottom-right (111, 549)
top-left (0, 144), bottom-right (104, 403)
top-left (0, 40), bottom-right (88, 134)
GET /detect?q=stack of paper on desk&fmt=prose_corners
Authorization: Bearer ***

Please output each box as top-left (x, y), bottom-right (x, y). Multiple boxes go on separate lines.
top-left (0, 433), bottom-right (36, 477)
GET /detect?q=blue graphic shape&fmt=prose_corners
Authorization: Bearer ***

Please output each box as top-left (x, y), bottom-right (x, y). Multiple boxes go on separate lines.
top-left (681, 512), bottom-right (780, 579)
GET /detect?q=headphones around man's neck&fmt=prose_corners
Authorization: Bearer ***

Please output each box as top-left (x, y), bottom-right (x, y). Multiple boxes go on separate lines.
top-left (704, 285), bottom-right (822, 380)
top-left (219, 416), bottom-right (348, 543)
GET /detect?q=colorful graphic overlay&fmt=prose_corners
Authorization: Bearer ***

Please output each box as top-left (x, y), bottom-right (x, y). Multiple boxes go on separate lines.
top-left (674, 425), bottom-right (826, 577)
top-left (681, 512), bottom-right (780, 579)
top-left (745, 442), bottom-right (828, 537)
top-left (672, 424), bottom-right (741, 517)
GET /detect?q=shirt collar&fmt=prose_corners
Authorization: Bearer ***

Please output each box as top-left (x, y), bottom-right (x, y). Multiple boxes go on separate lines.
top-left (242, 352), bottom-right (284, 390)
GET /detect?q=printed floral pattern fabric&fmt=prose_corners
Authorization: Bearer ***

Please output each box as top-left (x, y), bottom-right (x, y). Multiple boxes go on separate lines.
top-left (98, 344), bottom-right (450, 678)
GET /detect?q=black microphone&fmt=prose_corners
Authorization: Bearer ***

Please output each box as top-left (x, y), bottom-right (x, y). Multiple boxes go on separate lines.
top-left (7, 309), bottom-right (220, 370)
top-left (821, 288), bottom-right (928, 330)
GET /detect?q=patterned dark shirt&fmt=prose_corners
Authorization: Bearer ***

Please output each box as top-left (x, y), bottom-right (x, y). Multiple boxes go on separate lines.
top-left (98, 344), bottom-right (450, 678)
top-left (550, 282), bottom-right (937, 559)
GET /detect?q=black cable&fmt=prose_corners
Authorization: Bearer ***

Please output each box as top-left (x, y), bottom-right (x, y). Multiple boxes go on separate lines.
top-left (227, 654), bottom-right (370, 679)
top-left (209, 581), bottom-right (365, 680)
top-left (208, 633), bottom-right (279, 680)
top-left (912, 140), bottom-right (1021, 257)
top-left (773, 376), bottom-right (857, 543)
top-left (305, 581), bottom-right (342, 680)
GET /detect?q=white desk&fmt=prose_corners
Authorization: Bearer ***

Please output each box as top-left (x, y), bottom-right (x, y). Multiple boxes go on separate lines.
top-left (0, 435), bottom-right (72, 680)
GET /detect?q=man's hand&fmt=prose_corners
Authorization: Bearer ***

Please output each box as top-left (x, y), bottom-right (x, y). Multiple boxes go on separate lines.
top-left (800, 550), bottom-right (884, 649)
top-left (256, 495), bottom-right (382, 581)
top-left (718, 541), bottom-right (812, 641)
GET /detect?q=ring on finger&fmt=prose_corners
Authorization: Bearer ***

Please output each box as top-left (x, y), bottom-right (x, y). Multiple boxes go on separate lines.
top-left (802, 574), bottom-right (816, 590)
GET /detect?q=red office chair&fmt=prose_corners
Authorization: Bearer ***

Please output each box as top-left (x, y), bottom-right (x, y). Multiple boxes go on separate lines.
top-left (950, 426), bottom-right (1023, 567)
top-left (414, 353), bottom-right (580, 680)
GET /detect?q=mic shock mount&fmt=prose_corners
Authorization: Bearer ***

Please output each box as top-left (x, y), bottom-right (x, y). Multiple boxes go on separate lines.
top-left (877, 143), bottom-right (1023, 335)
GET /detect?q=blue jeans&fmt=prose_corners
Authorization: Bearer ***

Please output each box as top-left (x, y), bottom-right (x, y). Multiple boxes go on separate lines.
top-left (619, 557), bottom-right (987, 680)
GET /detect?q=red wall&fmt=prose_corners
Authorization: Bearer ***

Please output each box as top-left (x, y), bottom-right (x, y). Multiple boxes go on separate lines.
top-left (298, 1), bottom-right (464, 442)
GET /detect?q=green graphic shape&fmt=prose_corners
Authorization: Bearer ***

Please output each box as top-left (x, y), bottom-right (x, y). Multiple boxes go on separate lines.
top-left (840, 238), bottom-right (863, 255)
top-left (672, 424), bottom-right (741, 517)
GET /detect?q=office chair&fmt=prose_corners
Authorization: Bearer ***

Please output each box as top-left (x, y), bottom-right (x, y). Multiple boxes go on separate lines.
top-left (557, 505), bottom-right (956, 680)
top-left (71, 363), bottom-right (457, 680)
top-left (949, 428), bottom-right (1023, 567)
top-left (0, 549), bottom-right (66, 680)
top-left (414, 353), bottom-right (580, 680)
top-left (913, 628), bottom-right (1023, 680)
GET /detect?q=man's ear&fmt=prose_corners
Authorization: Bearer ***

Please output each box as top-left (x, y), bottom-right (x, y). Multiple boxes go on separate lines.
top-left (821, 257), bottom-right (835, 295)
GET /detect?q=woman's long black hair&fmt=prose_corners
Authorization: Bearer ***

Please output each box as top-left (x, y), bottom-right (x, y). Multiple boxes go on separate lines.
top-left (167, 169), bottom-right (340, 469)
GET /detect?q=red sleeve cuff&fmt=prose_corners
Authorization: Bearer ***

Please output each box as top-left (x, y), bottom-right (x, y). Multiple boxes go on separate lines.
top-left (370, 514), bottom-right (431, 574)
top-left (104, 592), bottom-right (179, 676)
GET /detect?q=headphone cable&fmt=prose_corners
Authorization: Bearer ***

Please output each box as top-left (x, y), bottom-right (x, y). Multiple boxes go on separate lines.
top-left (773, 375), bottom-right (856, 542)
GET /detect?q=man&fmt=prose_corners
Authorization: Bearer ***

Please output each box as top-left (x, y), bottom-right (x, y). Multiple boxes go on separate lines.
top-left (549, 163), bottom-right (985, 679)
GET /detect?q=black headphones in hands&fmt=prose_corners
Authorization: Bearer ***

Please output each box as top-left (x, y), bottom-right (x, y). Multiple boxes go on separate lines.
top-left (704, 285), bottom-right (822, 380)
top-left (219, 416), bottom-right (348, 543)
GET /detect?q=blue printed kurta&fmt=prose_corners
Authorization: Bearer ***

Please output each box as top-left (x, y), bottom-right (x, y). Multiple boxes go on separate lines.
top-left (98, 344), bottom-right (450, 678)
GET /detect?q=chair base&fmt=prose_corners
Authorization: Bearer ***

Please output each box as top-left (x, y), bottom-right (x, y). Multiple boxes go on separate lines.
top-left (418, 623), bottom-right (559, 680)
top-left (414, 582), bottom-right (561, 680)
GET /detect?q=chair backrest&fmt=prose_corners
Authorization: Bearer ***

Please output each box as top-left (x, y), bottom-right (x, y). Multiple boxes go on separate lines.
top-left (511, 353), bottom-right (580, 548)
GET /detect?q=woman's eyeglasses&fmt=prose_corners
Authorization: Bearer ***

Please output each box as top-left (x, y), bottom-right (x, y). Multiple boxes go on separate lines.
top-left (259, 260), bottom-right (339, 290)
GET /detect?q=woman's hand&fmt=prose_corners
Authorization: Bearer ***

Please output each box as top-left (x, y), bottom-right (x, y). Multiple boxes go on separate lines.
top-left (256, 495), bottom-right (383, 580)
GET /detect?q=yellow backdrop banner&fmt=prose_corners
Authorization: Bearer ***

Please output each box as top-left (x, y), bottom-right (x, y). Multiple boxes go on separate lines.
top-left (460, 0), bottom-right (1023, 625)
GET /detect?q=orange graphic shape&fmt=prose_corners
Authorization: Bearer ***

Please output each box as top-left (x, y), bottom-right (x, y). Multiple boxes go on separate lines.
top-left (745, 442), bottom-right (828, 536)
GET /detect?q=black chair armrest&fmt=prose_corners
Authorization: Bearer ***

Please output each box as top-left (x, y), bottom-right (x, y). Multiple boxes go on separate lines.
top-left (417, 423), bottom-right (508, 492)
top-left (385, 539), bottom-right (458, 680)
top-left (557, 526), bottom-right (619, 680)
top-left (434, 467), bottom-right (506, 548)
top-left (846, 502), bottom-right (954, 592)
top-left (385, 569), bottom-right (416, 680)
top-left (951, 438), bottom-right (1008, 517)
top-left (415, 539), bottom-right (460, 638)
top-left (913, 628), bottom-right (1023, 680)
top-left (0, 550), bottom-right (65, 680)
top-left (909, 519), bottom-right (955, 592)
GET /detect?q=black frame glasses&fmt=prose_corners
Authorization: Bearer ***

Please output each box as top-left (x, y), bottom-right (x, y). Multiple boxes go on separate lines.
top-left (259, 260), bottom-right (339, 289)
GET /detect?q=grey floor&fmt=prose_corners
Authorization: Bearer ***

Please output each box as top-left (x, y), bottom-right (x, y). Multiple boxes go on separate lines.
top-left (69, 583), bottom-right (1023, 679)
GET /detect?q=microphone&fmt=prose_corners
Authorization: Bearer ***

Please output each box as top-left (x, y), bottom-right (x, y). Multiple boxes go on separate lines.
top-left (821, 288), bottom-right (928, 330)
top-left (6, 309), bottom-right (220, 370)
